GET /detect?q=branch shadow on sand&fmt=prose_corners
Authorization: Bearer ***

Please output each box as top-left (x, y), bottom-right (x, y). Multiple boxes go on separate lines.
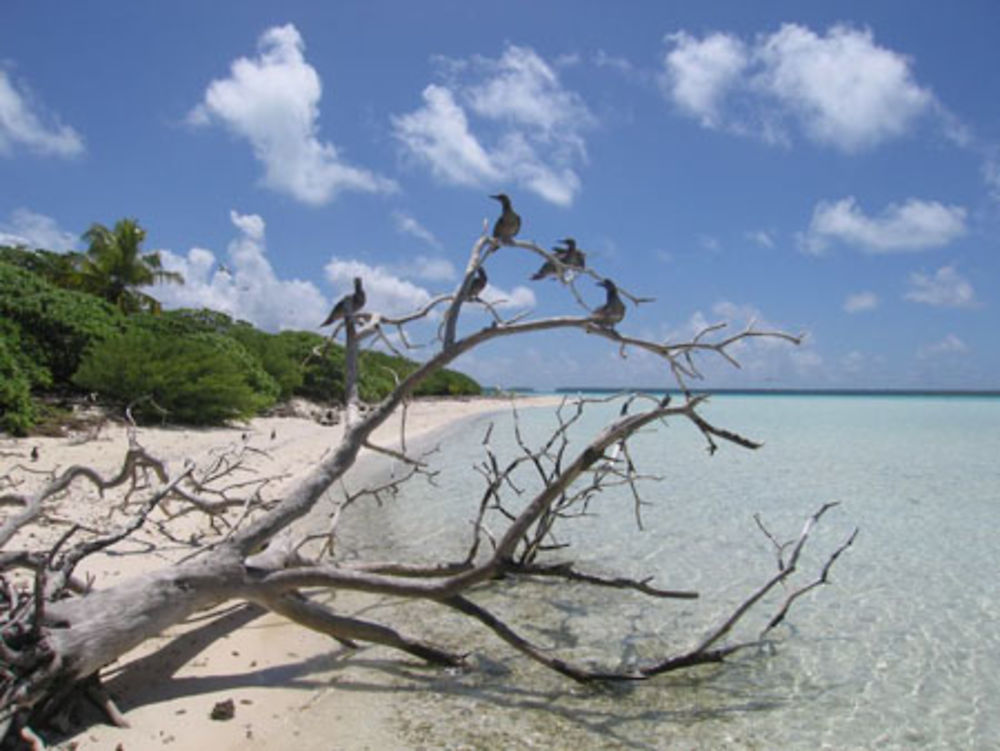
top-left (63, 597), bottom-right (806, 751)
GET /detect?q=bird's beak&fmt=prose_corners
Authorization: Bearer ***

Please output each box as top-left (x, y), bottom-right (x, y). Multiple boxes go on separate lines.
top-left (489, 194), bottom-right (501, 200)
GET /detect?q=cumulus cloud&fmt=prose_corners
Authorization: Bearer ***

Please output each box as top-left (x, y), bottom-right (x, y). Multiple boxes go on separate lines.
top-left (479, 282), bottom-right (536, 310)
top-left (661, 31), bottom-right (748, 128)
top-left (392, 45), bottom-right (593, 206)
top-left (324, 257), bottom-right (434, 318)
top-left (667, 300), bottom-right (818, 384)
top-left (661, 24), bottom-right (935, 152)
top-left (391, 254), bottom-right (456, 283)
top-left (801, 197), bottom-right (966, 254)
top-left (904, 265), bottom-right (978, 308)
top-left (152, 210), bottom-right (329, 331)
top-left (843, 291), bottom-right (879, 313)
top-left (323, 256), bottom-right (535, 317)
top-left (0, 71), bottom-right (84, 157)
top-left (189, 24), bottom-right (395, 205)
top-left (918, 333), bottom-right (968, 359)
top-left (0, 208), bottom-right (78, 251)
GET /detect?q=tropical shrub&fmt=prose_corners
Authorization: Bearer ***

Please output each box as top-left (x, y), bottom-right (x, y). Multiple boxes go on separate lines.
top-left (0, 330), bottom-right (37, 435)
top-left (74, 329), bottom-right (278, 425)
top-left (0, 261), bottom-right (123, 383)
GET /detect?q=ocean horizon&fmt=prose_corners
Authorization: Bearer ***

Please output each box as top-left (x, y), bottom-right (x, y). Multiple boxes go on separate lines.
top-left (501, 385), bottom-right (1000, 399)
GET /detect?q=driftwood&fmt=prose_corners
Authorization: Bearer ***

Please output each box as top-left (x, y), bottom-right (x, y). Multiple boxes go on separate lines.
top-left (0, 225), bottom-right (856, 746)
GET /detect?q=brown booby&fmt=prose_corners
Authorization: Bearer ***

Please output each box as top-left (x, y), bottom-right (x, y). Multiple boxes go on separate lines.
top-left (465, 266), bottom-right (488, 300)
top-left (591, 278), bottom-right (625, 327)
top-left (490, 193), bottom-right (521, 244)
top-left (531, 237), bottom-right (587, 280)
top-left (320, 277), bottom-right (366, 327)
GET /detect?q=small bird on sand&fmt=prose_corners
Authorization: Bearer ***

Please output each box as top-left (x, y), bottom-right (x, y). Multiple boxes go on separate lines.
top-left (30, 446), bottom-right (39, 462)
top-left (320, 277), bottom-right (366, 327)
top-left (591, 279), bottom-right (626, 328)
top-left (465, 266), bottom-right (488, 300)
top-left (531, 237), bottom-right (587, 280)
top-left (490, 193), bottom-right (521, 244)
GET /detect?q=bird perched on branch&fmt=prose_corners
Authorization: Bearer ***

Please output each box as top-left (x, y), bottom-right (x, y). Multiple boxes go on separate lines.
top-left (591, 278), bottom-right (626, 327)
top-left (464, 266), bottom-right (488, 301)
top-left (320, 276), bottom-right (366, 327)
top-left (490, 193), bottom-right (521, 244)
top-left (530, 237), bottom-right (587, 280)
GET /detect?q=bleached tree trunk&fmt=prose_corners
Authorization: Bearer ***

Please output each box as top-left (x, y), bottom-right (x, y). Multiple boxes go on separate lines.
top-left (1, 229), bottom-right (855, 747)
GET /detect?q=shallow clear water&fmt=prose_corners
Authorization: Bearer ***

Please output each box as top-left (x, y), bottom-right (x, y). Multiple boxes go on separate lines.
top-left (344, 395), bottom-right (1000, 750)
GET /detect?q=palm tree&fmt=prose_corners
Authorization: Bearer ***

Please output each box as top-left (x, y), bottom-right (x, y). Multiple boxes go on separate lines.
top-left (79, 218), bottom-right (183, 313)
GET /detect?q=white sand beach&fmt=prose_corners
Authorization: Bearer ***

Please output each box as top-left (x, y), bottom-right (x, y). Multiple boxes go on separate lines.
top-left (1, 395), bottom-right (563, 750)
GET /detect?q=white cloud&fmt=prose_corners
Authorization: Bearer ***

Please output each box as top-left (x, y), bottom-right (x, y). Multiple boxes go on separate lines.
top-left (904, 265), bottom-right (978, 308)
top-left (918, 333), bottom-right (969, 359)
top-left (393, 45), bottom-right (593, 206)
top-left (152, 210), bottom-right (329, 331)
top-left (392, 211), bottom-right (443, 250)
top-left (324, 257), bottom-right (433, 318)
top-left (661, 24), bottom-right (935, 152)
top-left (592, 50), bottom-right (635, 75)
top-left (843, 291), bottom-right (879, 313)
top-left (479, 283), bottom-right (536, 310)
top-left (0, 70), bottom-right (84, 157)
top-left (666, 300), bottom-right (817, 385)
top-left (392, 254), bottom-right (456, 283)
top-left (0, 208), bottom-right (78, 251)
top-left (801, 197), bottom-right (966, 254)
top-left (754, 24), bottom-right (933, 152)
top-left (661, 31), bottom-right (748, 128)
top-left (465, 45), bottom-right (593, 139)
top-left (189, 24), bottom-right (395, 205)
top-left (393, 85), bottom-right (500, 187)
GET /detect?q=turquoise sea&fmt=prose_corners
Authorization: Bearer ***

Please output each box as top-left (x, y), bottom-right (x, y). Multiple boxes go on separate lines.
top-left (344, 394), bottom-right (1000, 750)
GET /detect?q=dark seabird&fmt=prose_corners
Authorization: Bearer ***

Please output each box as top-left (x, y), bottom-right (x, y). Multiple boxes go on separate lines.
top-left (490, 193), bottom-right (521, 243)
top-left (30, 446), bottom-right (39, 462)
top-left (591, 279), bottom-right (626, 327)
top-left (531, 237), bottom-right (587, 280)
top-left (465, 266), bottom-right (488, 300)
top-left (559, 238), bottom-right (586, 270)
top-left (320, 277), bottom-right (366, 327)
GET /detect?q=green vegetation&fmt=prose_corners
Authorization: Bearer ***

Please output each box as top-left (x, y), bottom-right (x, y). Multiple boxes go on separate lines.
top-left (77, 219), bottom-right (185, 313)
top-left (0, 323), bottom-right (37, 436)
top-left (1, 237), bottom-right (480, 433)
top-left (74, 328), bottom-right (277, 425)
top-left (0, 260), bottom-right (124, 383)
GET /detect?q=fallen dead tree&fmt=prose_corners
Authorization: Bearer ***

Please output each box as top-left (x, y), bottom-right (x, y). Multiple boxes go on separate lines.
top-left (0, 215), bottom-right (856, 747)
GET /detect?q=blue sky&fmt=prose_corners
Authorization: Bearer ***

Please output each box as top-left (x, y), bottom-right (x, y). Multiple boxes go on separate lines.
top-left (2, 1), bottom-right (998, 390)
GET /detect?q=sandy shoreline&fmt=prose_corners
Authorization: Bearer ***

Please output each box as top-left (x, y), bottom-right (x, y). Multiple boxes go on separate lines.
top-left (1, 395), bottom-right (563, 750)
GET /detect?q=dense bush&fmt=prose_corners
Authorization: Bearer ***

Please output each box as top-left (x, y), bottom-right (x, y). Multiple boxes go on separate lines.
top-left (0, 261), bottom-right (123, 383)
top-left (227, 326), bottom-right (306, 401)
top-left (74, 329), bottom-right (278, 425)
top-left (0, 329), bottom-right (37, 436)
top-left (1, 250), bottom-right (481, 431)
